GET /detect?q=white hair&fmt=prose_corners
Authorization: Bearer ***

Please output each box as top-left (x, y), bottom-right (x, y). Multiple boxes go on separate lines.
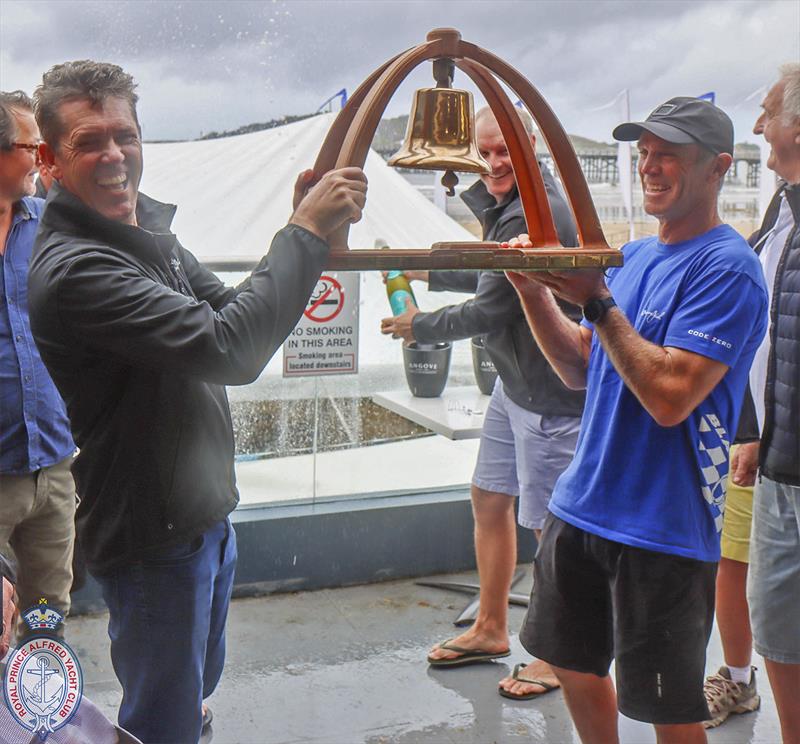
top-left (475, 104), bottom-right (536, 136)
top-left (779, 62), bottom-right (800, 123)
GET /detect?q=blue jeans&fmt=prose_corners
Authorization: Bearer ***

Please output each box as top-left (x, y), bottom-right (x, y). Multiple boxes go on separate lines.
top-left (95, 518), bottom-right (237, 743)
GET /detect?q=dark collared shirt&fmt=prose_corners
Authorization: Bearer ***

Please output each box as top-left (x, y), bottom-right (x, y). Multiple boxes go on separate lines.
top-left (0, 197), bottom-right (74, 474)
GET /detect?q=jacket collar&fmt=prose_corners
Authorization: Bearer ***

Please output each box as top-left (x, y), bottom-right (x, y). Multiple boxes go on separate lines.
top-left (460, 162), bottom-right (557, 228)
top-left (781, 181), bottom-right (800, 224)
top-left (41, 182), bottom-right (178, 263)
top-left (460, 179), bottom-right (516, 221)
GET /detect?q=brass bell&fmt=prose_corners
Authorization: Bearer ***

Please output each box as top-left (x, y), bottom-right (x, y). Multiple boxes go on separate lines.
top-left (388, 87), bottom-right (491, 174)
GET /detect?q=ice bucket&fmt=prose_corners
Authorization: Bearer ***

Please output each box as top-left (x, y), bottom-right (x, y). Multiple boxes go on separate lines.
top-left (402, 342), bottom-right (452, 398)
top-left (471, 336), bottom-right (498, 395)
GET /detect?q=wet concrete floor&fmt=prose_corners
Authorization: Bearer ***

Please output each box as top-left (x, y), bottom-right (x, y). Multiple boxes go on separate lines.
top-left (67, 568), bottom-right (782, 744)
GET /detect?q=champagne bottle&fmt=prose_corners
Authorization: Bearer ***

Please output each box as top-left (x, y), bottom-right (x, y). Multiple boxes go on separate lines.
top-left (377, 239), bottom-right (418, 317)
top-left (385, 270), bottom-right (418, 316)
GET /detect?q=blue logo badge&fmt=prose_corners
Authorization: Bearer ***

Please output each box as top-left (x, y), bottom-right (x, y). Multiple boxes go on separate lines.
top-left (3, 599), bottom-right (83, 740)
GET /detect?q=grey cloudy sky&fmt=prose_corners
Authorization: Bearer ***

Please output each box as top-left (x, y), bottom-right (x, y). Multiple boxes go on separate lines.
top-left (1, 0), bottom-right (797, 143)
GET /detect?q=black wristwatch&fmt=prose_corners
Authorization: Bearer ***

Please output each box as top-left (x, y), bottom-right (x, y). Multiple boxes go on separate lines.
top-left (582, 296), bottom-right (616, 324)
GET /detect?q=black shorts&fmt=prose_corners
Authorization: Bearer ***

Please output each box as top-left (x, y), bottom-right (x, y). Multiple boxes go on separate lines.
top-left (520, 513), bottom-right (717, 725)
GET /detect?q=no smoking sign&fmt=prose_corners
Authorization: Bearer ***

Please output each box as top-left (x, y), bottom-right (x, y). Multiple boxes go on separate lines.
top-left (304, 276), bottom-right (344, 323)
top-left (284, 272), bottom-right (360, 377)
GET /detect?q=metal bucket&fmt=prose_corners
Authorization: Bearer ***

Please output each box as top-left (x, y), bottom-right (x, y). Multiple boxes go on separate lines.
top-left (471, 336), bottom-right (498, 395)
top-left (402, 342), bottom-right (452, 398)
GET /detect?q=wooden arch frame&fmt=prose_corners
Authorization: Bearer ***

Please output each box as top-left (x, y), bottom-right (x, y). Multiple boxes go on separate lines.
top-left (314, 28), bottom-right (622, 272)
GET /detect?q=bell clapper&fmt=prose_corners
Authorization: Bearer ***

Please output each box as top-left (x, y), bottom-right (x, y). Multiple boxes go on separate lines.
top-left (441, 170), bottom-right (459, 197)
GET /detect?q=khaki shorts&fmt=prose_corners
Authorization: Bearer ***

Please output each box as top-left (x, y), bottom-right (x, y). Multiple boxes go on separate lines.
top-left (0, 455), bottom-right (76, 639)
top-left (720, 445), bottom-right (754, 564)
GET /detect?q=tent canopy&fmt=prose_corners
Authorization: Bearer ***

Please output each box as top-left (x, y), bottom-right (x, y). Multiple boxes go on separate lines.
top-left (140, 112), bottom-right (474, 264)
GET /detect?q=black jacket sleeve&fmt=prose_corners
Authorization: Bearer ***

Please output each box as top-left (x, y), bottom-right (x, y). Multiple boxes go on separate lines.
top-left (178, 245), bottom-right (243, 310)
top-left (550, 186), bottom-right (578, 248)
top-left (52, 225), bottom-right (327, 385)
top-left (732, 203), bottom-right (776, 442)
top-left (413, 269), bottom-right (524, 342)
top-left (412, 215), bottom-right (528, 342)
top-left (734, 383), bottom-right (760, 443)
top-left (428, 270), bottom-right (480, 294)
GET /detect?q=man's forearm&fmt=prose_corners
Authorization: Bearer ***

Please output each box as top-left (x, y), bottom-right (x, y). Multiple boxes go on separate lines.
top-left (594, 308), bottom-right (669, 408)
top-left (593, 308), bottom-right (722, 427)
top-left (517, 282), bottom-right (589, 390)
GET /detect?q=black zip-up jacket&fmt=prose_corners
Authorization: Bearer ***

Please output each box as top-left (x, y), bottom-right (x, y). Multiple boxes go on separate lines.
top-left (411, 169), bottom-right (586, 417)
top-left (756, 183), bottom-right (800, 485)
top-left (28, 184), bottom-right (330, 572)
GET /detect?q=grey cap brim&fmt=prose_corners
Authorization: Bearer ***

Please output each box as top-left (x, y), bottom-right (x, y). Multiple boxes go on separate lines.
top-left (612, 121), bottom-right (698, 145)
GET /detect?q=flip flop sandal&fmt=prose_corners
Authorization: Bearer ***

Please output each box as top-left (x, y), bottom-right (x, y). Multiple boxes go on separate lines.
top-left (427, 638), bottom-right (511, 667)
top-left (498, 662), bottom-right (561, 700)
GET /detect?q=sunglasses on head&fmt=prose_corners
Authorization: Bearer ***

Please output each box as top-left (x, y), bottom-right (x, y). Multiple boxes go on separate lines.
top-left (11, 142), bottom-right (40, 153)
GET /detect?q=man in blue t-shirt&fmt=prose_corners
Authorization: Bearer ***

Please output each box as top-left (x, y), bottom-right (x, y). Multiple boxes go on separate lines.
top-left (505, 98), bottom-right (768, 742)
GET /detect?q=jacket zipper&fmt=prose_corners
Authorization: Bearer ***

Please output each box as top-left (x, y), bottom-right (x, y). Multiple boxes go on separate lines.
top-left (169, 256), bottom-right (190, 296)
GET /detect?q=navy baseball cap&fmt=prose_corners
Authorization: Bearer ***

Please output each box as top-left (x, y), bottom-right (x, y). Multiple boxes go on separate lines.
top-left (613, 97), bottom-right (734, 155)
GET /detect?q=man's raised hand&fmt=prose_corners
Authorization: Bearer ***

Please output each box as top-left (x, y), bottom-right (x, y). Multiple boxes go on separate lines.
top-left (292, 169), bottom-right (316, 212)
top-left (503, 233), bottom-right (609, 307)
top-left (290, 167), bottom-right (368, 242)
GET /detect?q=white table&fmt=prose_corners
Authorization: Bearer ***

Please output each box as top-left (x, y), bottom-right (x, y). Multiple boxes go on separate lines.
top-left (371, 386), bottom-right (489, 440)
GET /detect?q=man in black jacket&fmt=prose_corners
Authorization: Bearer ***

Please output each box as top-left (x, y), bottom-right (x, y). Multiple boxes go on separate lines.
top-left (381, 106), bottom-right (583, 699)
top-left (27, 60), bottom-right (366, 743)
top-left (745, 62), bottom-right (800, 744)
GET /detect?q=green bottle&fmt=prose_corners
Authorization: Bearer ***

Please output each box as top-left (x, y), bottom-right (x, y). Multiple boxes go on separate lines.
top-left (385, 271), bottom-right (418, 316)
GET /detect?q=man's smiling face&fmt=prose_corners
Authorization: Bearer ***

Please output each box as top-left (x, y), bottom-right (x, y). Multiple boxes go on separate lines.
top-left (477, 116), bottom-right (529, 203)
top-left (754, 79), bottom-right (800, 184)
top-left (45, 96), bottom-right (143, 225)
top-left (636, 130), bottom-right (715, 226)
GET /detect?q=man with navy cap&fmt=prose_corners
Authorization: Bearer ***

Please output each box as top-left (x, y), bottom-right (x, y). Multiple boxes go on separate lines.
top-left (504, 98), bottom-right (769, 742)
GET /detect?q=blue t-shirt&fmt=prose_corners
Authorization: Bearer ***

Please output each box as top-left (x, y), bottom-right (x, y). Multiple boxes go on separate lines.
top-left (549, 224), bottom-right (768, 562)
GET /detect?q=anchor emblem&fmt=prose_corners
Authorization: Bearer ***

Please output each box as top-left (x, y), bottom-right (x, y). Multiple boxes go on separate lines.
top-left (3, 600), bottom-right (84, 740)
top-left (21, 656), bottom-right (65, 738)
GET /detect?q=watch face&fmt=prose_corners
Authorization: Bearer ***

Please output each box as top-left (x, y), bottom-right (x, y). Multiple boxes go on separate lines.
top-left (583, 299), bottom-right (601, 323)
top-left (583, 297), bottom-right (614, 323)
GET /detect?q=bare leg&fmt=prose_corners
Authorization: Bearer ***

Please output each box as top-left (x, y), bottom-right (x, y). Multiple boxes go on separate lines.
top-left (550, 664), bottom-right (619, 744)
top-left (428, 485), bottom-right (516, 660)
top-left (654, 723), bottom-right (707, 744)
top-left (550, 666), bottom-right (707, 744)
top-left (715, 557), bottom-right (751, 667)
top-left (764, 659), bottom-right (800, 744)
top-left (499, 527), bottom-right (561, 697)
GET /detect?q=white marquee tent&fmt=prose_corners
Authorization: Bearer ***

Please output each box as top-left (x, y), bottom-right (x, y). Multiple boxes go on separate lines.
top-left (140, 112), bottom-right (474, 263)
